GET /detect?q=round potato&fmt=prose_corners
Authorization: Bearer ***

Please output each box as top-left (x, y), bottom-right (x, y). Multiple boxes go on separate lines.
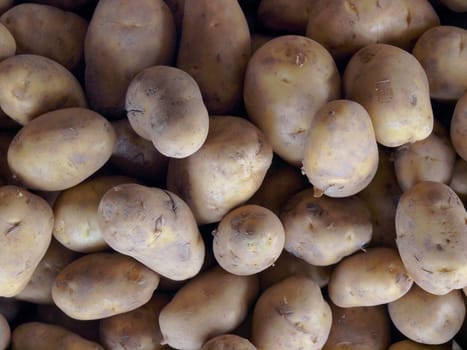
top-left (52, 253), bottom-right (160, 320)
top-left (126, 65), bottom-right (209, 158)
top-left (281, 188), bottom-right (372, 266)
top-left (439, 0), bottom-right (467, 12)
top-left (8, 107), bottom-right (116, 191)
top-left (0, 314), bottom-right (9, 350)
top-left (0, 22), bottom-right (14, 61)
top-left (388, 286), bottom-right (465, 345)
top-left (451, 92), bottom-right (467, 161)
top-left (344, 44), bottom-right (433, 147)
top-left (0, 55), bottom-right (87, 125)
top-left (202, 334), bottom-right (257, 350)
top-left (395, 181), bottom-right (467, 295)
top-left (328, 248), bottom-right (413, 307)
top-left (258, 0), bottom-right (312, 34)
top-left (389, 340), bottom-right (452, 350)
top-left (243, 35), bottom-right (341, 165)
top-left (450, 158), bottom-right (467, 201)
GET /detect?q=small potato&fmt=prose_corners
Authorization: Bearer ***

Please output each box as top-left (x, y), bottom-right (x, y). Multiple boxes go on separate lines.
top-left (243, 35), bottom-right (341, 165)
top-left (412, 26), bottom-right (467, 102)
top-left (8, 108), bottom-right (116, 191)
top-left (258, 0), bottom-right (313, 34)
top-left (159, 266), bottom-right (259, 350)
top-left (328, 248), bottom-right (413, 307)
top-left (202, 334), bottom-right (257, 350)
top-left (252, 276), bottom-right (332, 350)
top-left (395, 181), bottom-right (467, 295)
top-left (0, 55), bottom-right (87, 125)
top-left (213, 204), bottom-right (285, 276)
top-left (0, 23), bottom-right (14, 61)
top-left (280, 189), bottom-right (372, 266)
top-left (344, 44), bottom-right (433, 147)
top-left (52, 253), bottom-right (160, 320)
top-left (0, 186), bottom-right (53, 297)
top-left (450, 158), bottom-right (467, 201)
top-left (388, 286), bottom-right (465, 345)
top-left (439, 0), bottom-right (467, 12)
top-left (12, 322), bottom-right (103, 350)
top-left (126, 65), bottom-right (209, 158)
top-left (0, 314), bottom-right (9, 350)
top-left (451, 92), bottom-right (467, 161)
top-left (389, 340), bottom-right (452, 350)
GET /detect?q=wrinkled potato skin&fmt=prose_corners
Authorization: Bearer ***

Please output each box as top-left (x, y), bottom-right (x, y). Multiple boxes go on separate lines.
top-left (85, 0), bottom-right (175, 117)
top-left (395, 181), bottom-right (467, 295)
top-left (388, 286), bottom-right (465, 345)
top-left (0, 23), bottom-right (14, 61)
top-left (167, 116), bottom-right (273, 224)
top-left (328, 248), bottom-right (413, 307)
top-left (412, 26), bottom-right (467, 101)
top-left (451, 92), bottom-right (467, 161)
top-left (281, 189), bottom-right (372, 266)
top-left (159, 267), bottom-right (259, 350)
top-left (8, 108), bottom-right (116, 191)
top-left (202, 334), bottom-right (257, 350)
top-left (244, 35), bottom-right (341, 165)
top-left (344, 44), bottom-right (433, 147)
top-left (389, 340), bottom-right (452, 350)
top-left (0, 4), bottom-right (88, 70)
top-left (177, 0), bottom-right (250, 114)
top-left (258, 0), bottom-right (313, 34)
top-left (450, 158), bottom-right (467, 201)
top-left (52, 253), bottom-right (160, 320)
top-left (0, 314), bottom-right (9, 350)
top-left (12, 322), bottom-right (103, 350)
top-left (0, 186), bottom-right (53, 297)
top-left (0, 55), bottom-right (86, 125)
top-left (439, 0), bottom-right (467, 12)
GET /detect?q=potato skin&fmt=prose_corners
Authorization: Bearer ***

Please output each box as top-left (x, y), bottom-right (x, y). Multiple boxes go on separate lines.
top-left (0, 22), bottom-right (15, 61)
top-left (395, 181), bottom-right (467, 295)
top-left (201, 334), bottom-right (257, 350)
top-left (244, 35), bottom-right (341, 166)
top-left (8, 107), bottom-right (116, 191)
top-left (451, 92), bottom-right (467, 161)
top-left (52, 253), bottom-right (160, 320)
top-left (258, 0), bottom-right (312, 34)
top-left (344, 44), bottom-right (433, 147)
top-left (0, 314), bottom-right (9, 350)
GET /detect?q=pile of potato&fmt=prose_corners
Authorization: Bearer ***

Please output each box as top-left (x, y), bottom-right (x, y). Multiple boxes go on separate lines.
top-left (0, 0), bottom-right (465, 349)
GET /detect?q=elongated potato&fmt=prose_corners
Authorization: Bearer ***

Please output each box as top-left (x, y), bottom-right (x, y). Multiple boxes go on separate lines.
top-left (258, 0), bottom-right (312, 34)
top-left (451, 92), bottom-right (467, 161)
top-left (0, 23), bottom-right (14, 61)
top-left (202, 334), bottom-right (257, 350)
top-left (0, 314), bottom-right (9, 350)
top-left (450, 158), bottom-right (467, 201)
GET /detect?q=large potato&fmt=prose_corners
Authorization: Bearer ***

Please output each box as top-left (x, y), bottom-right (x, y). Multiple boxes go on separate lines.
top-left (389, 340), bottom-right (452, 350)
top-left (0, 185), bottom-right (53, 297)
top-left (344, 44), bottom-right (433, 147)
top-left (243, 35), bottom-right (341, 165)
top-left (167, 116), bottom-right (273, 224)
top-left (85, 0), bottom-right (175, 117)
top-left (450, 158), bottom-right (467, 201)
top-left (177, 0), bottom-right (250, 114)
top-left (159, 266), bottom-right (259, 350)
top-left (395, 181), bottom-right (467, 295)
top-left (258, 0), bottom-right (313, 34)
top-left (0, 55), bottom-right (86, 125)
top-left (202, 335), bottom-right (257, 350)
top-left (52, 253), bottom-right (160, 320)
top-left (8, 108), bottom-right (116, 191)
top-left (0, 314), bottom-right (9, 350)
top-left (451, 92), bottom-right (467, 161)
top-left (0, 23), bottom-right (14, 61)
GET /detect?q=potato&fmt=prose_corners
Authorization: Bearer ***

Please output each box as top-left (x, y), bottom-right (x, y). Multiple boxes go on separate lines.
top-left (0, 55), bottom-right (87, 125)
top-left (213, 204), bottom-right (285, 275)
top-left (53, 176), bottom-right (133, 253)
top-left (202, 334), bottom-right (257, 350)
top-left (450, 158), bottom-right (467, 201)
top-left (258, 0), bottom-right (313, 34)
top-left (0, 23), bottom-right (14, 61)
top-left (52, 253), bottom-right (160, 320)
top-left (306, 0), bottom-right (439, 60)
top-left (302, 99), bottom-right (378, 197)
top-left (8, 107), bottom-right (116, 191)
top-left (100, 294), bottom-right (170, 350)
top-left (395, 181), bottom-right (467, 295)
top-left (280, 188), bottom-right (372, 266)
top-left (439, 0), bottom-right (467, 12)
top-left (328, 248), bottom-right (413, 307)
top-left (167, 116), bottom-right (273, 224)
top-left (344, 44), bottom-right (433, 147)
top-left (0, 186), bottom-right (53, 297)
top-left (389, 340), bottom-right (452, 350)
top-left (177, 0), bottom-right (250, 114)
top-left (98, 184), bottom-right (205, 281)
top-left (252, 276), bottom-right (331, 350)
top-left (159, 266), bottom-right (259, 350)
top-left (85, 0), bottom-right (175, 117)
top-left (0, 314), bottom-right (9, 350)
top-left (412, 26), bottom-right (467, 101)
top-left (12, 322), bottom-right (103, 350)
top-left (323, 303), bottom-right (390, 350)
top-left (388, 286), bottom-right (465, 345)
top-left (126, 65), bottom-right (209, 158)
top-left (451, 92), bottom-right (467, 161)
top-left (0, 4), bottom-right (87, 70)
top-left (243, 35), bottom-right (341, 165)
top-left (394, 122), bottom-right (456, 192)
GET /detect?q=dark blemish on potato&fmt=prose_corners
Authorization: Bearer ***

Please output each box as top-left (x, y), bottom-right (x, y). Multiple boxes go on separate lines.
top-left (358, 50), bottom-right (375, 64)
top-left (409, 94), bottom-right (418, 107)
top-left (216, 53), bottom-right (221, 62)
top-left (421, 267), bottom-right (433, 274)
top-left (306, 203), bottom-right (324, 216)
top-left (414, 254), bottom-right (421, 262)
top-left (163, 190), bottom-right (177, 215)
top-left (4, 221), bottom-right (21, 236)
top-left (146, 87), bottom-right (158, 96)
top-left (406, 10), bottom-right (412, 26)
top-left (436, 244), bottom-right (443, 251)
top-left (438, 267), bottom-right (455, 273)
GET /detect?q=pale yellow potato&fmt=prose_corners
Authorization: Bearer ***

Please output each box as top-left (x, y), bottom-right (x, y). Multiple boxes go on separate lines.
top-left (243, 35), bottom-right (341, 165)
top-left (388, 286), bottom-right (465, 345)
top-left (0, 23), bottom-right (14, 61)
top-left (344, 44), bottom-right (433, 147)
top-left (202, 334), bottom-right (257, 350)
top-left (52, 253), bottom-right (160, 320)
top-left (450, 158), bottom-right (467, 202)
top-left (0, 314), bottom-right (9, 350)
top-left (328, 248), bottom-right (413, 307)
top-left (258, 0), bottom-right (313, 34)
top-left (252, 276), bottom-right (332, 350)
top-left (395, 181), bottom-right (467, 295)
top-left (389, 340), bottom-right (452, 350)
top-left (0, 185), bottom-right (53, 297)
top-left (451, 92), bottom-right (467, 161)
top-left (159, 266), bottom-right (259, 350)
top-left (439, 0), bottom-right (467, 11)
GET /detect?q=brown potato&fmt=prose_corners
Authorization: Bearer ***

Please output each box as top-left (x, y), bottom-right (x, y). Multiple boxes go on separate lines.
top-left (389, 340), bottom-right (452, 350)
top-left (451, 92), bottom-right (467, 161)
top-left (0, 314), bottom-right (9, 350)
top-left (243, 35), bottom-right (341, 166)
top-left (258, 0), bottom-right (313, 34)
top-left (202, 334), bottom-right (257, 350)
top-left (52, 253), bottom-right (160, 320)
top-left (450, 158), bottom-right (467, 201)
top-left (439, 0), bottom-right (467, 12)
top-left (8, 107), bottom-right (116, 191)
top-left (0, 23), bottom-right (14, 61)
